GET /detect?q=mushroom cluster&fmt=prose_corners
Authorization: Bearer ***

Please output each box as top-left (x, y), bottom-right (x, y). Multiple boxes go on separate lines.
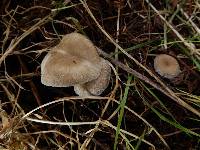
top-left (41, 33), bottom-right (111, 96)
top-left (154, 54), bottom-right (181, 79)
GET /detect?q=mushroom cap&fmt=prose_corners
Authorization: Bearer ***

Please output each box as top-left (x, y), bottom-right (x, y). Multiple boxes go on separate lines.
top-left (57, 33), bottom-right (100, 64)
top-left (154, 54), bottom-right (181, 79)
top-left (74, 58), bottom-right (111, 96)
top-left (41, 33), bottom-right (102, 87)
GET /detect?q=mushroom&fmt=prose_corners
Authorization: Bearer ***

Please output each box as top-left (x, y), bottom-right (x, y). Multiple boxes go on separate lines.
top-left (74, 58), bottom-right (111, 96)
top-left (41, 33), bottom-right (111, 96)
top-left (154, 54), bottom-right (181, 79)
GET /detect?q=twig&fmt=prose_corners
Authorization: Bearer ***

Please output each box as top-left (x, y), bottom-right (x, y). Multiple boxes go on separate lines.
top-left (80, 0), bottom-right (200, 117)
top-left (97, 48), bottom-right (200, 117)
top-left (17, 56), bottom-right (43, 112)
top-left (97, 48), bottom-right (167, 95)
top-left (0, 73), bottom-right (37, 82)
top-left (0, 14), bottom-right (52, 66)
top-left (178, 4), bottom-right (200, 35)
top-left (145, 0), bottom-right (197, 55)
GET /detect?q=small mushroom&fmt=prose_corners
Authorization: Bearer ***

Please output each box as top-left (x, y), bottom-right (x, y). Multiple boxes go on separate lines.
top-left (41, 33), bottom-right (111, 96)
top-left (154, 54), bottom-right (181, 79)
top-left (74, 58), bottom-right (111, 96)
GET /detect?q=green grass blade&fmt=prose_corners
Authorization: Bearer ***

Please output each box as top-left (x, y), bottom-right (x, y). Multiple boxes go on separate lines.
top-left (135, 86), bottom-right (200, 138)
top-left (151, 107), bottom-right (200, 137)
top-left (114, 75), bottom-right (132, 150)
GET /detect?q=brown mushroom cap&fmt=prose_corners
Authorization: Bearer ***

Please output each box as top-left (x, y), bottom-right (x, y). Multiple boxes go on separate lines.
top-left (41, 33), bottom-right (101, 87)
top-left (74, 58), bottom-right (111, 96)
top-left (57, 33), bottom-right (100, 64)
top-left (154, 54), bottom-right (181, 79)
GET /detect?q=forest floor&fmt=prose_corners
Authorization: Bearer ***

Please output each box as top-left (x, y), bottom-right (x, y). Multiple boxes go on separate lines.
top-left (0, 0), bottom-right (200, 149)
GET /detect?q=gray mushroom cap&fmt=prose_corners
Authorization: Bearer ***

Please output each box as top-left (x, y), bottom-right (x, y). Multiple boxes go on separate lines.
top-left (41, 33), bottom-right (102, 87)
top-left (154, 54), bottom-right (181, 79)
top-left (74, 58), bottom-right (111, 96)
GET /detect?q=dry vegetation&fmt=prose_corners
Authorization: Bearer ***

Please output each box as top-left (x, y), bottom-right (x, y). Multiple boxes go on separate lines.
top-left (0, 0), bottom-right (200, 149)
